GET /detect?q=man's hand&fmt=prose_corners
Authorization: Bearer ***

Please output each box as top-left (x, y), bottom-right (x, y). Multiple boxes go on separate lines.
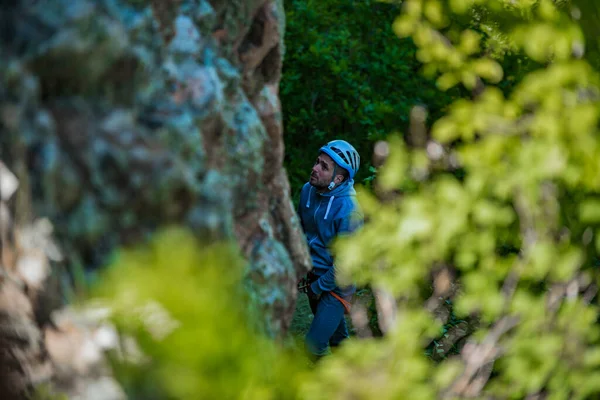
top-left (307, 282), bottom-right (321, 301)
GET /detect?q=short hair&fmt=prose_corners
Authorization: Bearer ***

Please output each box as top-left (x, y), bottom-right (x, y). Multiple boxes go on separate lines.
top-left (337, 167), bottom-right (349, 182)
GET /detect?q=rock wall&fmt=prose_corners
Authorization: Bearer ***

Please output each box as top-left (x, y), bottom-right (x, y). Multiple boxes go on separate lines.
top-left (0, 0), bottom-right (311, 394)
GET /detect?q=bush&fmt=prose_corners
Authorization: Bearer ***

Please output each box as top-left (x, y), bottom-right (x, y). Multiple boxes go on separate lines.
top-left (91, 228), bottom-right (309, 400)
top-left (330, 0), bottom-right (600, 398)
top-left (281, 0), bottom-right (459, 196)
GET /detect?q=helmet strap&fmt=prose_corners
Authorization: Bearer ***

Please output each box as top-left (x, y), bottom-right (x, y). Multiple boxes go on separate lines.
top-left (328, 164), bottom-right (337, 190)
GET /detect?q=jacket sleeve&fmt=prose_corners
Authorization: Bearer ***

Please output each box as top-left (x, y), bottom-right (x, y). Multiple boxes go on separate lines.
top-left (311, 210), bottom-right (363, 295)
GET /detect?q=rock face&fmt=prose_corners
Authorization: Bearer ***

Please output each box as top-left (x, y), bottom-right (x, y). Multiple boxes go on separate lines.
top-left (0, 0), bottom-right (311, 395)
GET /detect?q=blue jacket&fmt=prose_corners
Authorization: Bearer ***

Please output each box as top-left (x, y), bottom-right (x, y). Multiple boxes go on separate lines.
top-left (298, 180), bottom-right (363, 297)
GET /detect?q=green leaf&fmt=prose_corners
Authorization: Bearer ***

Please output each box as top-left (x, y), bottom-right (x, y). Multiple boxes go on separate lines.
top-left (580, 200), bottom-right (600, 223)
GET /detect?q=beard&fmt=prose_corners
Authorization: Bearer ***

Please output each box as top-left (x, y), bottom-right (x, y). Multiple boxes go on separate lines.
top-left (309, 174), bottom-right (329, 190)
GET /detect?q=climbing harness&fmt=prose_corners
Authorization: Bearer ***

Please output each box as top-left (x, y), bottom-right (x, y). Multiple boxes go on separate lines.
top-left (297, 272), bottom-right (352, 314)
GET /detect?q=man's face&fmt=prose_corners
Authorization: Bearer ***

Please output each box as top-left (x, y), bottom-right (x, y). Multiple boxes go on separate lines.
top-left (310, 152), bottom-right (336, 190)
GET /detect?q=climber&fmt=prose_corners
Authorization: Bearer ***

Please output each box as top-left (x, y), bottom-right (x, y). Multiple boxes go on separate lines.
top-left (297, 139), bottom-right (363, 361)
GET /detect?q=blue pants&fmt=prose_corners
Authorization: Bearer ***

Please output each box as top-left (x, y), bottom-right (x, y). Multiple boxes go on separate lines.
top-left (305, 292), bottom-right (349, 357)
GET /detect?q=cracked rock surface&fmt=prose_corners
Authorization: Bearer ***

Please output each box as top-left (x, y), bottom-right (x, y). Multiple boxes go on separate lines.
top-left (0, 0), bottom-right (310, 395)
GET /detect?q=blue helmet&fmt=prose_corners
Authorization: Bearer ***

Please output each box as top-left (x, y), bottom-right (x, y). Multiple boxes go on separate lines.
top-left (319, 140), bottom-right (360, 180)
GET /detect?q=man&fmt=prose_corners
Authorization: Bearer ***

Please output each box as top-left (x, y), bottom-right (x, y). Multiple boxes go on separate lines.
top-left (297, 139), bottom-right (363, 360)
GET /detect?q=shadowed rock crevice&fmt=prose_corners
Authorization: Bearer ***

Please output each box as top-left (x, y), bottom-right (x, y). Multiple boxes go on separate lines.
top-left (239, 1), bottom-right (283, 98)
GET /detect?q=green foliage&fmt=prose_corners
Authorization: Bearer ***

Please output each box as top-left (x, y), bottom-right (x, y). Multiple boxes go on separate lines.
top-left (281, 0), bottom-right (459, 196)
top-left (573, 0), bottom-right (600, 66)
top-left (31, 385), bottom-right (69, 400)
top-left (90, 228), bottom-right (310, 400)
top-left (324, 0), bottom-right (600, 398)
